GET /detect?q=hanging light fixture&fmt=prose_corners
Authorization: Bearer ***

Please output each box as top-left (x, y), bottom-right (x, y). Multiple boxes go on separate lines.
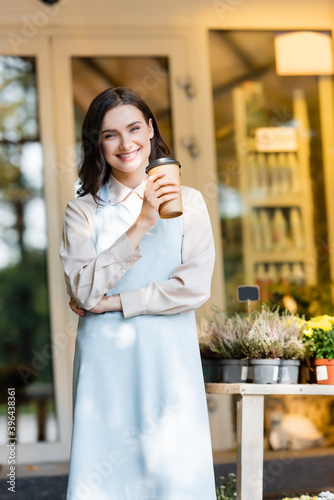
top-left (274, 31), bottom-right (333, 75)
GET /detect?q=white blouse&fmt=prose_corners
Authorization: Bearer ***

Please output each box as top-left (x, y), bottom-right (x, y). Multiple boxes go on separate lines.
top-left (59, 175), bottom-right (215, 318)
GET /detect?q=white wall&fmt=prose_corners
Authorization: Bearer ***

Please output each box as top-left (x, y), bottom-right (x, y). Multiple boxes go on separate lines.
top-left (0, 0), bottom-right (332, 29)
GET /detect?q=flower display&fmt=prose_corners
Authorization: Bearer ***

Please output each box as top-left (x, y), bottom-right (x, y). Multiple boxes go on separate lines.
top-left (198, 305), bottom-right (306, 360)
top-left (318, 493), bottom-right (334, 499)
top-left (281, 494), bottom-right (334, 500)
top-left (246, 305), bottom-right (305, 360)
top-left (197, 308), bottom-right (251, 359)
top-left (301, 315), bottom-right (334, 360)
top-left (281, 496), bottom-right (317, 500)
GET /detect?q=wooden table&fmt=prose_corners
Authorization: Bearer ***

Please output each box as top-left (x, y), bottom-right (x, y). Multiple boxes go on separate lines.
top-left (205, 383), bottom-right (334, 500)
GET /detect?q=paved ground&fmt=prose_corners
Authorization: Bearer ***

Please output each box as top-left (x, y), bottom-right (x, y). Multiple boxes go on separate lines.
top-left (1, 454), bottom-right (333, 499)
top-left (1, 410), bottom-right (333, 498)
top-left (0, 475), bottom-right (68, 500)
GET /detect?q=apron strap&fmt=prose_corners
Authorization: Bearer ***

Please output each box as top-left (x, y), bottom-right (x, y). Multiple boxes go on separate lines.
top-left (98, 181), bottom-right (110, 208)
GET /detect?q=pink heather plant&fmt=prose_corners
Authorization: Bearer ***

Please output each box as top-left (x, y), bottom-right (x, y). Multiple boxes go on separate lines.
top-left (247, 305), bottom-right (305, 359)
top-left (198, 305), bottom-right (305, 360)
top-left (198, 307), bottom-right (252, 359)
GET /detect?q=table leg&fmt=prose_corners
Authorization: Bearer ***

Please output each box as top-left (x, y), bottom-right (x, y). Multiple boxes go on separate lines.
top-left (236, 394), bottom-right (264, 500)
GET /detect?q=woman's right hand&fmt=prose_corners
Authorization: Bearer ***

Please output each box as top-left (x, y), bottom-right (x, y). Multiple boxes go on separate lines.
top-left (69, 297), bottom-right (85, 317)
top-left (139, 171), bottom-right (180, 228)
top-left (126, 171), bottom-right (180, 249)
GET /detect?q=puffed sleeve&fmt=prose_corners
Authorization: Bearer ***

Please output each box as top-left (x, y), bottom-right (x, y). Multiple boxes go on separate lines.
top-left (119, 187), bottom-right (215, 318)
top-left (59, 196), bottom-right (142, 310)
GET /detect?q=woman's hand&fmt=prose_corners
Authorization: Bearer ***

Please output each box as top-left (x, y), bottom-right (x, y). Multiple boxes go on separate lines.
top-left (126, 172), bottom-right (180, 249)
top-left (69, 295), bottom-right (122, 316)
top-left (139, 171), bottom-right (180, 228)
top-left (69, 297), bottom-right (85, 317)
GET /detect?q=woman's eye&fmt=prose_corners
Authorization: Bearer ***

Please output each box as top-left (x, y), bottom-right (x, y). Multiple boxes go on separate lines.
top-left (104, 133), bottom-right (116, 139)
top-left (130, 126), bottom-right (139, 132)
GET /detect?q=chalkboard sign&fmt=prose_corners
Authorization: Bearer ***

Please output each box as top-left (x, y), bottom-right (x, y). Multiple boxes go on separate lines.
top-left (237, 285), bottom-right (260, 302)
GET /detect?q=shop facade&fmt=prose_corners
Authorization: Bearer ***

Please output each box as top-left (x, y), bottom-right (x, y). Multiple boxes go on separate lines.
top-left (0, 0), bottom-right (333, 467)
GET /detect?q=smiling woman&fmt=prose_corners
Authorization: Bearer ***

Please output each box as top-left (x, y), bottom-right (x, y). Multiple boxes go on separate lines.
top-left (59, 87), bottom-right (217, 500)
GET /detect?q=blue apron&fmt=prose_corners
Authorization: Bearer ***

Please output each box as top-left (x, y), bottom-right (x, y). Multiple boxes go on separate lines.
top-left (66, 181), bottom-right (216, 500)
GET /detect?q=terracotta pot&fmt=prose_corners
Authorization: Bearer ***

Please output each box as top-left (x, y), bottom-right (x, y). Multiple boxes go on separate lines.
top-left (315, 358), bottom-right (334, 385)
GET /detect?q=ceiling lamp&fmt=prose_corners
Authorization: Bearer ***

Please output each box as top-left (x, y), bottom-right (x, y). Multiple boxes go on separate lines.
top-left (274, 31), bottom-right (333, 75)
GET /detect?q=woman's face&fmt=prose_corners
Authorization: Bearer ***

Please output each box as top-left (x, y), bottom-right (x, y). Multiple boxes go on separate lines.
top-left (101, 104), bottom-right (154, 183)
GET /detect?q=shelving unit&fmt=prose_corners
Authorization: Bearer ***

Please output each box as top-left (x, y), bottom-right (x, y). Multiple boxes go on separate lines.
top-left (232, 83), bottom-right (317, 293)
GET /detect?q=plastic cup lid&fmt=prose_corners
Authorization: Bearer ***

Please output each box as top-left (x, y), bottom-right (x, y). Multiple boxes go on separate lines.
top-left (145, 157), bottom-right (181, 174)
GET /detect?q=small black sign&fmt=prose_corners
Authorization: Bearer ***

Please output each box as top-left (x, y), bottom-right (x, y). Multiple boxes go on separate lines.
top-left (237, 285), bottom-right (260, 302)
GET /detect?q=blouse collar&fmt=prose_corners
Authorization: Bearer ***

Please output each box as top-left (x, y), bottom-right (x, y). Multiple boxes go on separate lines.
top-left (108, 174), bottom-right (148, 205)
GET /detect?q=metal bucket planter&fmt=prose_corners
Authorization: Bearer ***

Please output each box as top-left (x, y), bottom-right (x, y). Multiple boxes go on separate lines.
top-left (250, 359), bottom-right (281, 384)
top-left (201, 357), bottom-right (224, 383)
top-left (278, 359), bottom-right (301, 384)
top-left (221, 359), bottom-right (248, 383)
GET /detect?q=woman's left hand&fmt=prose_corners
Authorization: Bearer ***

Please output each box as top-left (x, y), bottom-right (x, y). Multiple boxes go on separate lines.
top-left (69, 295), bottom-right (122, 315)
top-left (89, 297), bottom-right (109, 314)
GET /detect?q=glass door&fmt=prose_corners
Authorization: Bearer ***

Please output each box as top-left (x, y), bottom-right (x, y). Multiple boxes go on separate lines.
top-left (52, 32), bottom-right (195, 456)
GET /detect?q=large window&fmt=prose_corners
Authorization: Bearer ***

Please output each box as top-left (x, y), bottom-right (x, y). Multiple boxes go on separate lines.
top-left (209, 31), bottom-right (331, 315)
top-left (0, 56), bottom-right (58, 444)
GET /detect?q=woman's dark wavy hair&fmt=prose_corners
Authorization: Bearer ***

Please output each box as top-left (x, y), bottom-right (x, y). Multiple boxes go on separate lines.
top-left (77, 87), bottom-right (172, 200)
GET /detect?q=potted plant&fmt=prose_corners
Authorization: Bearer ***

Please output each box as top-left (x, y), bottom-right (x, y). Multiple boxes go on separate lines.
top-left (197, 315), bottom-right (225, 383)
top-left (197, 308), bottom-right (251, 383)
top-left (215, 311), bottom-right (252, 383)
top-left (216, 473), bottom-right (236, 500)
top-left (247, 305), bottom-right (283, 384)
top-left (278, 314), bottom-right (306, 384)
top-left (302, 315), bottom-right (334, 385)
top-left (246, 306), bottom-right (305, 384)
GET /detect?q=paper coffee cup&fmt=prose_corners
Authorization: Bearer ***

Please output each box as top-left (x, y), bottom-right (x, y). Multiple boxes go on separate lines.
top-left (145, 158), bottom-right (183, 219)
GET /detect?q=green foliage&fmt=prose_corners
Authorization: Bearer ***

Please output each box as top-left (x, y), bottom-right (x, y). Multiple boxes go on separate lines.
top-left (310, 328), bottom-right (334, 360)
top-left (301, 315), bottom-right (334, 360)
top-left (216, 473), bottom-right (237, 500)
top-left (0, 250), bottom-right (52, 385)
top-left (0, 56), bottom-right (53, 392)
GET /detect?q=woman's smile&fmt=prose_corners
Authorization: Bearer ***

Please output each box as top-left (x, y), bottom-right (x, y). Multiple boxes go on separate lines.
top-left (116, 148), bottom-right (140, 161)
